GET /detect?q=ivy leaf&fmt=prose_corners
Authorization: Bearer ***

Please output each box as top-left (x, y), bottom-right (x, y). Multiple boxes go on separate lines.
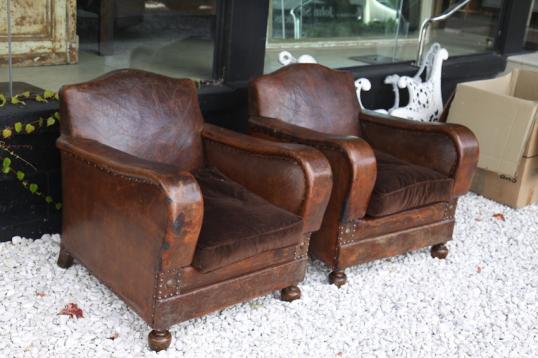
top-left (54, 112), bottom-right (61, 120)
top-left (54, 92), bottom-right (60, 101)
top-left (29, 183), bottom-right (38, 193)
top-left (2, 157), bottom-right (11, 169)
top-left (35, 95), bottom-right (47, 103)
top-left (0, 94), bottom-right (6, 107)
top-left (2, 128), bottom-right (12, 138)
top-left (16, 171), bottom-right (25, 181)
top-left (58, 303), bottom-right (83, 319)
top-left (21, 91), bottom-right (31, 98)
top-left (25, 124), bottom-right (36, 134)
top-left (46, 117), bottom-right (56, 127)
top-left (2, 158), bottom-right (11, 174)
top-left (14, 122), bottom-right (23, 133)
top-left (44, 89), bottom-right (55, 99)
top-left (55, 203), bottom-right (63, 210)
top-left (38, 117), bottom-right (44, 127)
top-left (11, 96), bottom-right (25, 106)
top-left (45, 196), bottom-right (53, 203)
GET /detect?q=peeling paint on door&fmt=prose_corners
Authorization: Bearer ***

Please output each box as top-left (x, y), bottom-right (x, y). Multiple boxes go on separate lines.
top-left (0, 0), bottom-right (78, 67)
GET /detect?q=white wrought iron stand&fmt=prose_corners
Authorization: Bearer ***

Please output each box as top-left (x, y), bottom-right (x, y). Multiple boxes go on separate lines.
top-left (355, 0), bottom-right (471, 122)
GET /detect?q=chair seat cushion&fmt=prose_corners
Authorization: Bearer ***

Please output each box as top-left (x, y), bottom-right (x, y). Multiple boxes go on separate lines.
top-left (367, 151), bottom-right (454, 217)
top-left (192, 167), bottom-right (303, 273)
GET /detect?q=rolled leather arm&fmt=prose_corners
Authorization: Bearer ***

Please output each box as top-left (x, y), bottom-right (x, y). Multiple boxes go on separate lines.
top-left (202, 123), bottom-right (332, 233)
top-left (57, 136), bottom-right (204, 270)
top-left (248, 116), bottom-right (376, 222)
top-left (359, 110), bottom-right (479, 197)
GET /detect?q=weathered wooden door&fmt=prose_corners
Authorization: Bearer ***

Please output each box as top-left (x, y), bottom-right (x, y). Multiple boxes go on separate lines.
top-left (0, 0), bottom-right (78, 66)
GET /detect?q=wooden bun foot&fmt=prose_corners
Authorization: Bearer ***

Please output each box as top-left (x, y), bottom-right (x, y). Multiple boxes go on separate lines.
top-left (57, 247), bottom-right (74, 269)
top-left (148, 329), bottom-right (172, 352)
top-left (329, 270), bottom-right (347, 288)
top-left (280, 285), bottom-right (301, 302)
top-left (431, 243), bottom-right (449, 259)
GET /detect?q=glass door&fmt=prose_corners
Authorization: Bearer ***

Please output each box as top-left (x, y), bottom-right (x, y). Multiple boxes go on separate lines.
top-left (265, 0), bottom-right (499, 72)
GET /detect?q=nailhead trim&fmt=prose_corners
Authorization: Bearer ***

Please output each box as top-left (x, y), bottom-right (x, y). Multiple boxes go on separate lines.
top-left (156, 269), bottom-right (182, 300)
top-left (337, 222), bottom-right (359, 246)
top-left (294, 233), bottom-right (311, 260)
top-left (250, 125), bottom-right (348, 154)
top-left (64, 151), bottom-right (156, 185)
top-left (205, 138), bottom-right (302, 165)
top-left (443, 202), bottom-right (455, 221)
top-left (338, 203), bottom-right (456, 247)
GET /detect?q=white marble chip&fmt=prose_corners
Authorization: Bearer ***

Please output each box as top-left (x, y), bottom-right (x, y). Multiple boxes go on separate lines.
top-left (1, 193), bottom-right (537, 357)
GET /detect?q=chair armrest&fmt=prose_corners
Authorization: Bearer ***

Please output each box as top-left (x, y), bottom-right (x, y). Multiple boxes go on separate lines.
top-left (359, 110), bottom-right (479, 197)
top-left (248, 116), bottom-right (376, 222)
top-left (202, 124), bottom-right (332, 233)
top-left (57, 136), bottom-right (204, 270)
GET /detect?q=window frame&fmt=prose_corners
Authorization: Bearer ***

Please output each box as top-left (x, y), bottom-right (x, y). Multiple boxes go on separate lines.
top-left (212, 0), bottom-right (532, 85)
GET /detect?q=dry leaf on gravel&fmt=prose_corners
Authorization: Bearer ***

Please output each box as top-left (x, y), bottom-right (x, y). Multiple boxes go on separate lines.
top-left (58, 303), bottom-right (84, 319)
top-left (492, 213), bottom-right (505, 221)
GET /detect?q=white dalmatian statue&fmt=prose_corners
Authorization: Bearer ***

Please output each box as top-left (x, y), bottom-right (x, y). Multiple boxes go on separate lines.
top-left (356, 43), bottom-right (448, 122)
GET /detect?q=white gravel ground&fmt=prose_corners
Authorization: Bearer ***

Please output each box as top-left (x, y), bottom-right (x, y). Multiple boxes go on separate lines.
top-left (1, 193), bottom-right (537, 358)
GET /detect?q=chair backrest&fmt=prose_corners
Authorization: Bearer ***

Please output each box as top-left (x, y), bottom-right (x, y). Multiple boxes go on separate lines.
top-left (250, 64), bottom-right (361, 136)
top-left (60, 69), bottom-right (205, 171)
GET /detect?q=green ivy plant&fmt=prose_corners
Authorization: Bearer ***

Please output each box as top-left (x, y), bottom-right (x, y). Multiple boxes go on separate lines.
top-left (1, 90), bottom-right (62, 210)
top-left (0, 89), bottom-right (59, 108)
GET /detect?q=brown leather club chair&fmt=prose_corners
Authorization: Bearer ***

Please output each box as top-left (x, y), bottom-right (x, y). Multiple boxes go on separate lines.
top-left (248, 64), bottom-right (479, 287)
top-left (56, 69), bottom-right (332, 351)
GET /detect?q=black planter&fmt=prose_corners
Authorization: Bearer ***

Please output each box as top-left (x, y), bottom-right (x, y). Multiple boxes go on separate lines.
top-left (0, 82), bottom-right (62, 242)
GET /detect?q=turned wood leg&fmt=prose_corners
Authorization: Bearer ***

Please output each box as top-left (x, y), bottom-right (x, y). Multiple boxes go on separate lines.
top-left (431, 243), bottom-right (449, 259)
top-left (148, 329), bottom-right (172, 352)
top-left (57, 247), bottom-right (74, 269)
top-left (329, 270), bottom-right (347, 288)
top-left (280, 285), bottom-right (301, 302)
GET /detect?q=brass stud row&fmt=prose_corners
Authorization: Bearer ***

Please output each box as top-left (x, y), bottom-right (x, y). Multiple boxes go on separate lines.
top-left (294, 233), bottom-right (311, 260)
top-left (338, 222), bottom-right (359, 246)
top-left (443, 203), bottom-right (455, 221)
top-left (66, 152), bottom-right (155, 185)
top-left (156, 269), bottom-right (182, 300)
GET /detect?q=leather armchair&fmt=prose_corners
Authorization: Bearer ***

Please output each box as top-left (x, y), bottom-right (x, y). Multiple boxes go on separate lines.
top-left (56, 69), bottom-right (332, 351)
top-left (248, 63), bottom-right (479, 287)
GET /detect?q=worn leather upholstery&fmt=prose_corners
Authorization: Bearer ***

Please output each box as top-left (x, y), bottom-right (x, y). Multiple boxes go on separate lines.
top-left (61, 69), bottom-right (204, 171)
top-left (193, 167), bottom-right (303, 272)
top-left (58, 69), bottom-right (333, 339)
top-left (250, 63), bottom-right (361, 136)
top-left (368, 151), bottom-right (454, 217)
top-left (249, 63), bottom-right (479, 271)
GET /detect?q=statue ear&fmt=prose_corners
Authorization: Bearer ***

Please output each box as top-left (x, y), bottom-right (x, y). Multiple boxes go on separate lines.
top-left (354, 78), bottom-right (372, 111)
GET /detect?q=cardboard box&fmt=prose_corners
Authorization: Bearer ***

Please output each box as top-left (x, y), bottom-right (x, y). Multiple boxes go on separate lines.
top-left (447, 69), bottom-right (538, 208)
